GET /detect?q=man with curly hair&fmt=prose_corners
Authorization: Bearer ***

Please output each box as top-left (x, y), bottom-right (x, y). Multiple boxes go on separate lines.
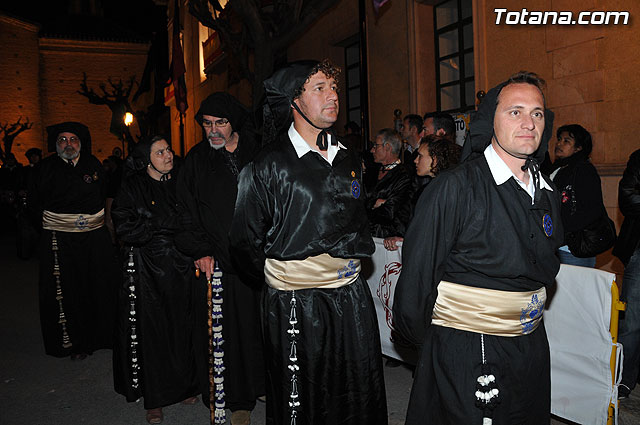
top-left (231, 60), bottom-right (387, 425)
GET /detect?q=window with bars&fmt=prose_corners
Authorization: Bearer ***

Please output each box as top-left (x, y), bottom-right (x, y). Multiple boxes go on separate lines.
top-left (434, 0), bottom-right (474, 112)
top-left (344, 40), bottom-right (362, 129)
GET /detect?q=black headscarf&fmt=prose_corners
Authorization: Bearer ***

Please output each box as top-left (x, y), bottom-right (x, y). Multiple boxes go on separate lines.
top-left (46, 122), bottom-right (92, 154)
top-left (461, 81), bottom-right (554, 163)
top-left (460, 79), bottom-right (555, 202)
top-left (124, 137), bottom-right (172, 180)
top-left (195, 92), bottom-right (249, 132)
top-left (263, 60), bottom-right (337, 149)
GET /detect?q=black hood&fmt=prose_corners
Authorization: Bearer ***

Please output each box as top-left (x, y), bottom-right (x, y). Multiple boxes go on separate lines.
top-left (262, 60), bottom-right (319, 143)
top-left (46, 121), bottom-right (92, 154)
top-left (461, 80), bottom-right (554, 163)
top-left (195, 92), bottom-right (249, 132)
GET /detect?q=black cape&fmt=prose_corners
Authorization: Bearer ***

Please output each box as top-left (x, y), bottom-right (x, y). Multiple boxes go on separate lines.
top-left (230, 133), bottom-right (387, 425)
top-left (393, 155), bottom-right (563, 424)
top-left (175, 133), bottom-right (266, 411)
top-left (111, 169), bottom-right (200, 409)
top-left (30, 153), bottom-right (116, 357)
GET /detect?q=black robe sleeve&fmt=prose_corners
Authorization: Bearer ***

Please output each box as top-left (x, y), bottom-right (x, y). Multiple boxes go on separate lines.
top-left (229, 162), bottom-right (271, 281)
top-left (175, 146), bottom-right (219, 261)
top-left (111, 175), bottom-right (154, 246)
top-left (392, 170), bottom-right (465, 346)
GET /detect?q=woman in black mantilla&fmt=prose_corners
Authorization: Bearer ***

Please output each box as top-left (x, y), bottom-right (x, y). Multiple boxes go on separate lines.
top-left (112, 136), bottom-right (200, 424)
top-left (543, 124), bottom-right (605, 267)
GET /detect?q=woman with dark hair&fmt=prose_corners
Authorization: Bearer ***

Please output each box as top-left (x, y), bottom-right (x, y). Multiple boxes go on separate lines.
top-left (547, 124), bottom-right (605, 267)
top-left (415, 135), bottom-right (460, 177)
top-left (384, 135), bottom-right (460, 251)
top-left (111, 136), bottom-right (200, 424)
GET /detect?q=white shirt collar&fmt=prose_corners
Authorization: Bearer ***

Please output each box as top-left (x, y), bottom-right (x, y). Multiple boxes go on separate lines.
top-left (484, 144), bottom-right (552, 201)
top-left (288, 123), bottom-right (345, 165)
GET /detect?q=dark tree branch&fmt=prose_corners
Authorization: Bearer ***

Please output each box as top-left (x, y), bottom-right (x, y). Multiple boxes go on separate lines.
top-left (1, 117), bottom-right (33, 155)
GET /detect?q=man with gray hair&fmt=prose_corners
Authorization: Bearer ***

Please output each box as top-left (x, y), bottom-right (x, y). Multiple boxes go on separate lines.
top-left (29, 121), bottom-right (117, 360)
top-left (176, 92), bottom-right (264, 425)
top-left (368, 128), bottom-right (413, 250)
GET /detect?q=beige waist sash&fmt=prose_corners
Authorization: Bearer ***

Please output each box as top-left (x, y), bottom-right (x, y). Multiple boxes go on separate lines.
top-left (264, 253), bottom-right (361, 291)
top-left (43, 208), bottom-right (105, 232)
top-left (431, 280), bottom-right (546, 337)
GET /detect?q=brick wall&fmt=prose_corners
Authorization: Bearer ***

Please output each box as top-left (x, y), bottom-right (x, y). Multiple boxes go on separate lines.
top-left (0, 15), bottom-right (43, 162)
top-left (39, 38), bottom-right (148, 161)
top-left (0, 14), bottom-right (149, 164)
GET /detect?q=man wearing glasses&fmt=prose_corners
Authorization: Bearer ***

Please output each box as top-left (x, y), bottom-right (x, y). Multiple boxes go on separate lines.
top-left (29, 121), bottom-right (117, 361)
top-left (175, 92), bottom-right (264, 425)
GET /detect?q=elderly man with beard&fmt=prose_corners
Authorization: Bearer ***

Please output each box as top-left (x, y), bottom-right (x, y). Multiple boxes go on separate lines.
top-left (28, 121), bottom-right (116, 360)
top-left (230, 60), bottom-right (387, 425)
top-left (175, 92), bottom-right (264, 425)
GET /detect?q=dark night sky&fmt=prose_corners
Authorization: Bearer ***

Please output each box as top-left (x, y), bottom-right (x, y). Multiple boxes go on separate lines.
top-left (2, 0), bottom-right (166, 42)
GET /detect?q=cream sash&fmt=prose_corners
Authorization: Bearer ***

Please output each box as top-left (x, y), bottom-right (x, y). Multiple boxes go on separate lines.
top-left (43, 208), bottom-right (105, 232)
top-left (431, 280), bottom-right (546, 337)
top-left (264, 253), bottom-right (360, 291)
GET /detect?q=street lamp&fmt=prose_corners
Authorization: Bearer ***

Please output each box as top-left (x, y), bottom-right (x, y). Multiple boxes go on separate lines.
top-left (122, 112), bottom-right (133, 154)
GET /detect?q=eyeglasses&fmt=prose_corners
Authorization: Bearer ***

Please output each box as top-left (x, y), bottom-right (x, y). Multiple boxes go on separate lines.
top-left (372, 143), bottom-right (386, 150)
top-left (202, 118), bottom-right (230, 128)
top-left (57, 136), bottom-right (80, 145)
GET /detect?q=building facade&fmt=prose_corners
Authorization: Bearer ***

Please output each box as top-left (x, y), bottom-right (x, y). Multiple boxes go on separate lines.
top-left (170, 0), bottom-right (639, 272)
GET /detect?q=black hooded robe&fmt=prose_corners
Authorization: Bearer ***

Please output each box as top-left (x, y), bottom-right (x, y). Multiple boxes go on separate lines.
top-left (30, 152), bottom-right (117, 357)
top-left (175, 132), bottom-right (265, 413)
top-left (111, 168), bottom-right (200, 409)
top-left (230, 134), bottom-right (388, 425)
top-left (393, 81), bottom-right (563, 424)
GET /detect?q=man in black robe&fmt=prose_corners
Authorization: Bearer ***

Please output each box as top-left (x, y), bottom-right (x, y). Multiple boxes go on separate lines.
top-left (393, 72), bottom-right (563, 424)
top-left (29, 122), bottom-right (117, 359)
top-left (175, 92), bottom-right (264, 425)
top-left (230, 59), bottom-right (387, 425)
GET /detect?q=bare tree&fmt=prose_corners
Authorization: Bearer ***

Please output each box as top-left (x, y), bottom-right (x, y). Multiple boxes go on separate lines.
top-left (189, 0), bottom-right (340, 113)
top-left (0, 117), bottom-right (33, 162)
top-left (77, 72), bottom-right (140, 151)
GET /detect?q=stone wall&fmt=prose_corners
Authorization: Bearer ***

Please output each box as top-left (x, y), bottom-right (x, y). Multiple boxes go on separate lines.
top-left (474, 0), bottom-right (640, 272)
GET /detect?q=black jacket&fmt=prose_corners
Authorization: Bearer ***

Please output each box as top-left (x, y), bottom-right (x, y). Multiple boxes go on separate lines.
top-left (613, 149), bottom-right (640, 265)
top-left (550, 156), bottom-right (604, 241)
top-left (366, 163), bottom-right (413, 238)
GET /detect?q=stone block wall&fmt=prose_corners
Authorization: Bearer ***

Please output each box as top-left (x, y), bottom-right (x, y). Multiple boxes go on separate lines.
top-left (475, 0), bottom-right (640, 273)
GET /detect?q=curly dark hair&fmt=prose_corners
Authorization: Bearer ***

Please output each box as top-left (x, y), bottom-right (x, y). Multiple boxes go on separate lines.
top-left (420, 135), bottom-right (461, 176)
top-left (293, 59), bottom-right (341, 99)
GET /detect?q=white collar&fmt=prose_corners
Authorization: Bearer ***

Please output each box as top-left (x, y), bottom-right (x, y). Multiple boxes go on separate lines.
top-left (484, 144), bottom-right (553, 190)
top-left (288, 123), bottom-right (345, 164)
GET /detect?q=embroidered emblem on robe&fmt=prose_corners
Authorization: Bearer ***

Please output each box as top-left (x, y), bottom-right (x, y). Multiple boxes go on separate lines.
top-left (542, 213), bottom-right (553, 237)
top-left (351, 180), bottom-right (360, 199)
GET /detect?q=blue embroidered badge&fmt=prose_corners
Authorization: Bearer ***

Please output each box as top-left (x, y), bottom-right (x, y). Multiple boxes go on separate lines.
top-left (75, 215), bottom-right (88, 230)
top-left (351, 180), bottom-right (360, 199)
top-left (337, 260), bottom-right (358, 279)
top-left (520, 293), bottom-right (544, 334)
top-left (542, 213), bottom-right (553, 237)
